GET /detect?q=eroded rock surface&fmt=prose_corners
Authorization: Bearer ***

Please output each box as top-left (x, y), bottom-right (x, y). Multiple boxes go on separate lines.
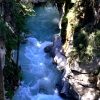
top-left (45, 35), bottom-right (100, 100)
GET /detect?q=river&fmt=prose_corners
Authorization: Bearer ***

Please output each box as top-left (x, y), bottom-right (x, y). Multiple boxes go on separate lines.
top-left (12, 3), bottom-right (64, 100)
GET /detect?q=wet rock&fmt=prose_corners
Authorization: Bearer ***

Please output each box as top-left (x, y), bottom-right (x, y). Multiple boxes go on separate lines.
top-left (57, 78), bottom-right (79, 100)
top-left (52, 35), bottom-right (62, 54)
top-left (44, 44), bottom-right (53, 53)
top-left (44, 35), bottom-right (63, 57)
top-left (48, 35), bottom-right (68, 71)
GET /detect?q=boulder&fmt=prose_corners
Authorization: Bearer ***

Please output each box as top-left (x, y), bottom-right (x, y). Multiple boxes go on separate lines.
top-left (56, 78), bottom-right (79, 100)
top-left (44, 44), bottom-right (53, 53)
top-left (54, 51), bottom-right (66, 71)
top-left (52, 35), bottom-right (62, 53)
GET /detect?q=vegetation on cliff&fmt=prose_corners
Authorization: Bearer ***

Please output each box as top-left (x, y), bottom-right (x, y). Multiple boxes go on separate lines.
top-left (50, 0), bottom-right (100, 99)
top-left (0, 0), bottom-right (34, 99)
top-left (56, 0), bottom-right (100, 65)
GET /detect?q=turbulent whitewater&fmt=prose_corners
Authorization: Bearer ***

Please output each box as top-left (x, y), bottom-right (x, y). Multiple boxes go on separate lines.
top-left (13, 3), bottom-right (64, 100)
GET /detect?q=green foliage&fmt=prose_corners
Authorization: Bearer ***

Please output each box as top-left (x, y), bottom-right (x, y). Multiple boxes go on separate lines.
top-left (1, 1), bottom-right (34, 99)
top-left (10, 0), bottom-right (34, 33)
top-left (71, 0), bottom-right (80, 3)
top-left (74, 32), bottom-right (88, 50)
top-left (73, 25), bottom-right (100, 64)
top-left (4, 60), bottom-right (22, 99)
top-left (5, 90), bottom-right (14, 99)
top-left (0, 21), bottom-right (18, 58)
top-left (94, 69), bottom-right (100, 75)
top-left (95, 30), bottom-right (100, 49)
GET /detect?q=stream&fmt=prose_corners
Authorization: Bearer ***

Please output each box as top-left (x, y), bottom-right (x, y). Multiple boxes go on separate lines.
top-left (13, 3), bottom-right (64, 100)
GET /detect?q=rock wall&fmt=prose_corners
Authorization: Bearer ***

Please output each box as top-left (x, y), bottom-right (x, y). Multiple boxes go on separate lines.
top-left (0, 40), bottom-right (6, 100)
top-left (45, 34), bottom-right (100, 100)
top-left (45, 0), bottom-right (100, 100)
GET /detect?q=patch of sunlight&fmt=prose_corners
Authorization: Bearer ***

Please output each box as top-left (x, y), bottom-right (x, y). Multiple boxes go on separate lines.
top-left (44, 77), bottom-right (48, 81)
top-left (98, 61), bottom-right (100, 66)
top-left (71, 0), bottom-right (80, 3)
top-left (67, 8), bottom-right (76, 23)
top-left (89, 32), bottom-right (95, 39)
top-left (37, 42), bottom-right (41, 47)
top-left (67, 11), bottom-right (74, 19)
top-left (40, 63), bottom-right (43, 66)
top-left (54, 89), bottom-right (58, 94)
top-left (85, 91), bottom-right (95, 100)
top-left (52, 18), bottom-right (59, 24)
top-left (86, 45), bottom-right (93, 56)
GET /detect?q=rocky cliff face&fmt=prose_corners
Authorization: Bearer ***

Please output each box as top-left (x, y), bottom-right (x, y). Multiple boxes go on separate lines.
top-left (45, 0), bottom-right (100, 100)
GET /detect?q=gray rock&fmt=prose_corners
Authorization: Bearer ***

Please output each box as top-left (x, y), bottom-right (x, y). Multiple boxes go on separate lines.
top-left (71, 57), bottom-right (100, 73)
top-left (57, 78), bottom-right (79, 100)
top-left (54, 52), bottom-right (66, 71)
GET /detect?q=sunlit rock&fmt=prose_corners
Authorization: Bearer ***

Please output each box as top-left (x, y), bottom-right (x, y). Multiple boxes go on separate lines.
top-left (81, 88), bottom-right (100, 100)
top-left (54, 52), bottom-right (66, 71)
top-left (56, 2), bottom-right (65, 29)
top-left (68, 72), bottom-right (100, 100)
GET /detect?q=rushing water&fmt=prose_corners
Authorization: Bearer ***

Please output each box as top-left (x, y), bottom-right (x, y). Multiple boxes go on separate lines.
top-left (13, 3), bottom-right (64, 100)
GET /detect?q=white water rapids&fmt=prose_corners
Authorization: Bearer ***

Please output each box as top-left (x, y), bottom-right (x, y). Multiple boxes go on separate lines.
top-left (13, 3), bottom-right (64, 100)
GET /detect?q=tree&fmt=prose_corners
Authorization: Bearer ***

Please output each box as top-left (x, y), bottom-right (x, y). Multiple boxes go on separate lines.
top-left (0, 0), bottom-right (34, 99)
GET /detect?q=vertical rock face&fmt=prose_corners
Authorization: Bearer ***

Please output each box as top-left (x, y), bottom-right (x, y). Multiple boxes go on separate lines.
top-left (56, 2), bottom-right (65, 29)
top-left (0, 40), bottom-right (6, 100)
top-left (44, 1), bottom-right (100, 100)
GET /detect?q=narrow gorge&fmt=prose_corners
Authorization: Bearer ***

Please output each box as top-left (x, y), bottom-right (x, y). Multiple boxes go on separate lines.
top-left (0, 0), bottom-right (100, 100)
